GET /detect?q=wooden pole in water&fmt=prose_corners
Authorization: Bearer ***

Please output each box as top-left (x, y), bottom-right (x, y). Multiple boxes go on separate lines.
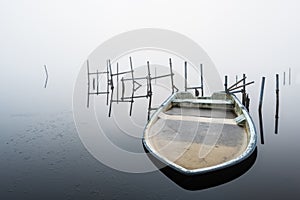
top-left (184, 61), bottom-right (187, 91)
top-left (116, 63), bottom-right (119, 104)
top-left (258, 77), bottom-right (265, 111)
top-left (242, 74), bottom-right (246, 105)
top-left (106, 61), bottom-right (110, 105)
top-left (258, 77), bottom-right (266, 144)
top-left (169, 58), bottom-right (175, 94)
top-left (129, 57), bottom-right (134, 116)
top-left (96, 70), bottom-right (99, 95)
top-left (44, 65), bottom-right (48, 88)
top-left (275, 74), bottom-right (279, 134)
top-left (200, 64), bottom-right (204, 97)
top-left (258, 108), bottom-right (264, 145)
top-left (224, 75), bottom-right (228, 92)
top-left (147, 61), bottom-right (152, 120)
top-left (283, 71), bottom-right (286, 86)
top-left (87, 60), bottom-right (90, 108)
top-left (108, 59), bottom-right (114, 117)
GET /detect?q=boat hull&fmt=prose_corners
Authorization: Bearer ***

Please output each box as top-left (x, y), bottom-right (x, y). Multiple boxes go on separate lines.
top-left (143, 92), bottom-right (257, 175)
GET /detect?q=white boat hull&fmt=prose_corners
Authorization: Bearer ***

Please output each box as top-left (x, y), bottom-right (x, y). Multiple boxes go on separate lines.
top-left (143, 92), bottom-right (257, 175)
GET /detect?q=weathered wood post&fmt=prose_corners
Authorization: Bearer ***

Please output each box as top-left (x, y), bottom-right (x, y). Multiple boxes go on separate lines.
top-left (169, 58), bottom-right (175, 94)
top-left (129, 57), bottom-right (134, 116)
top-left (116, 63), bottom-right (119, 104)
top-left (87, 60), bottom-right (90, 108)
top-left (96, 70), bottom-right (99, 95)
top-left (275, 74), bottom-right (279, 134)
top-left (258, 77), bottom-right (265, 144)
top-left (200, 64), bottom-right (204, 97)
top-left (184, 61), bottom-right (187, 92)
top-left (147, 61), bottom-right (153, 120)
top-left (242, 74), bottom-right (246, 105)
top-left (108, 59), bottom-right (114, 117)
top-left (44, 65), bottom-right (48, 88)
top-left (224, 75), bottom-right (228, 92)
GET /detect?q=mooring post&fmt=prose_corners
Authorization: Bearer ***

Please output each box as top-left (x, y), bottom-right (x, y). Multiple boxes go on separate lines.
top-left (259, 108), bottom-right (264, 145)
top-left (283, 71), bottom-right (286, 86)
top-left (106, 62), bottom-right (110, 105)
top-left (184, 61), bottom-right (187, 91)
top-left (275, 74), bottom-right (279, 134)
top-left (87, 60), bottom-right (90, 108)
top-left (108, 59), bottom-right (114, 117)
top-left (259, 77), bottom-right (265, 110)
top-left (242, 74), bottom-right (246, 105)
top-left (147, 61), bottom-right (153, 120)
top-left (224, 75), bottom-right (228, 92)
top-left (44, 65), bottom-right (48, 88)
top-left (96, 70), bottom-right (99, 95)
top-left (169, 58), bottom-right (175, 94)
top-left (116, 63), bottom-right (119, 104)
top-left (200, 64), bottom-right (204, 97)
top-left (258, 76), bottom-right (266, 144)
top-left (129, 57), bottom-right (134, 116)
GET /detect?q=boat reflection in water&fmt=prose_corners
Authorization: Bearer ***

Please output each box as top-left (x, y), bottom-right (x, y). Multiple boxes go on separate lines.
top-left (145, 147), bottom-right (257, 191)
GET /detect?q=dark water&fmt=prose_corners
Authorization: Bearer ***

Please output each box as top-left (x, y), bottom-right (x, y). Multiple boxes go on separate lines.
top-left (1, 74), bottom-right (300, 200)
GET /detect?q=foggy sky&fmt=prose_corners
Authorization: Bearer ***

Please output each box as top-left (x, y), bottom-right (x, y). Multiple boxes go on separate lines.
top-left (0, 0), bottom-right (299, 114)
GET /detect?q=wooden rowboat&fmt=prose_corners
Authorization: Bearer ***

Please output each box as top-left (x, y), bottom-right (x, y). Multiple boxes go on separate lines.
top-left (143, 92), bottom-right (257, 175)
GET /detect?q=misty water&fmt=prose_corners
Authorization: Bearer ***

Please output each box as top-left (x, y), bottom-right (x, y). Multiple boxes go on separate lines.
top-left (1, 64), bottom-right (299, 200)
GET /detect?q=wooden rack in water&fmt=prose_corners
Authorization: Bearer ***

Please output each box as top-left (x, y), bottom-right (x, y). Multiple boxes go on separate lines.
top-left (224, 74), bottom-right (254, 110)
top-left (86, 60), bottom-right (110, 108)
top-left (107, 57), bottom-right (178, 120)
top-left (86, 58), bottom-right (205, 120)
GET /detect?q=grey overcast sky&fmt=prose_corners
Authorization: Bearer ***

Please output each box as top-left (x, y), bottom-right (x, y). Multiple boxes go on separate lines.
top-left (0, 0), bottom-right (299, 112)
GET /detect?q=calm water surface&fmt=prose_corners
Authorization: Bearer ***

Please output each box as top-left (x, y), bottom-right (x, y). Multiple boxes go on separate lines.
top-left (1, 72), bottom-right (299, 200)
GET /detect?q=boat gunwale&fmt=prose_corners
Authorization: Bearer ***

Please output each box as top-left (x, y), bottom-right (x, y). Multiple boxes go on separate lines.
top-left (142, 91), bottom-right (257, 175)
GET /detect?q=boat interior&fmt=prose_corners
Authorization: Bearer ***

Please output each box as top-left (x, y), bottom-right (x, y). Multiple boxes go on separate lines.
top-left (145, 92), bottom-right (250, 170)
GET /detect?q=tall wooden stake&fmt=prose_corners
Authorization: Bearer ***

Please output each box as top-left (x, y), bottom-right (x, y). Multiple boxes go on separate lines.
top-left (169, 58), bottom-right (174, 94)
top-left (275, 74), bottom-right (279, 134)
top-left (44, 65), bottom-right (48, 88)
top-left (129, 57), bottom-right (134, 116)
top-left (242, 74), bottom-right (246, 105)
top-left (200, 64), bottom-right (204, 97)
top-left (116, 63), bottom-right (119, 104)
top-left (224, 75), bottom-right (228, 92)
top-left (184, 61), bottom-right (187, 91)
top-left (87, 60), bottom-right (90, 108)
top-left (147, 61), bottom-right (152, 120)
top-left (258, 77), bottom-right (266, 144)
